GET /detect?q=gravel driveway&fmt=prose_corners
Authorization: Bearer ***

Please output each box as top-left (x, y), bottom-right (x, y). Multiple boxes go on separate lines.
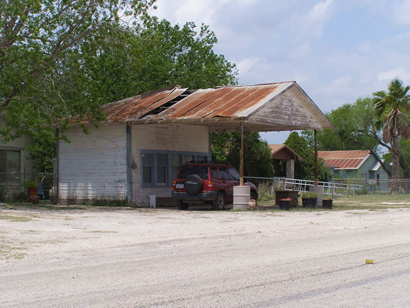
top-left (1, 206), bottom-right (409, 307)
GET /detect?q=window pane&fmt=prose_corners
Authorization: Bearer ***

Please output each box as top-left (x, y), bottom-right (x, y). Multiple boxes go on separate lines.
top-left (7, 151), bottom-right (20, 167)
top-left (183, 155), bottom-right (194, 164)
top-left (157, 154), bottom-right (167, 166)
top-left (196, 155), bottom-right (208, 163)
top-left (0, 150), bottom-right (6, 182)
top-left (142, 153), bottom-right (153, 165)
top-left (157, 166), bottom-right (167, 184)
top-left (171, 154), bottom-right (180, 166)
top-left (229, 168), bottom-right (240, 181)
top-left (220, 168), bottom-right (230, 179)
top-left (211, 167), bottom-right (218, 179)
top-left (143, 166), bottom-right (152, 184)
top-left (171, 154), bottom-right (181, 181)
top-left (177, 166), bottom-right (208, 179)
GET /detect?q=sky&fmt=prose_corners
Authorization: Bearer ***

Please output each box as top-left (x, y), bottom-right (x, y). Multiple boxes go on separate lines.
top-left (150, 0), bottom-right (410, 144)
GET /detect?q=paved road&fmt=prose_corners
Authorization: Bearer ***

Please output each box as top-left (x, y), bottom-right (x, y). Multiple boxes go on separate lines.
top-left (1, 208), bottom-right (409, 307)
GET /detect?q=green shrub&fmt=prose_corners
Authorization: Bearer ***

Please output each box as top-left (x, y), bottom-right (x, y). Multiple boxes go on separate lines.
top-left (0, 185), bottom-right (7, 202)
top-left (91, 198), bottom-right (131, 207)
top-left (301, 191), bottom-right (319, 199)
top-left (23, 179), bottom-right (39, 188)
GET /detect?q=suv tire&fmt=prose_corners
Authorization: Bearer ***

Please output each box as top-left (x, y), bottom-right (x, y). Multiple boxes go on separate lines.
top-left (185, 174), bottom-right (203, 195)
top-left (212, 192), bottom-right (225, 210)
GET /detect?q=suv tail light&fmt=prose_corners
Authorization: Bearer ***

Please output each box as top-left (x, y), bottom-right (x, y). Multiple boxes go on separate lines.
top-left (207, 181), bottom-right (214, 191)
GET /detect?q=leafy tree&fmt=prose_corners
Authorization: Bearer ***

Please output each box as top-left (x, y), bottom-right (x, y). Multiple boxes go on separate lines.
top-left (284, 132), bottom-right (329, 181)
top-left (1, 3), bottom-right (238, 173)
top-left (373, 78), bottom-right (410, 193)
top-left (211, 132), bottom-right (274, 178)
top-left (81, 19), bottom-right (237, 103)
top-left (0, 0), bottom-right (156, 141)
top-left (302, 97), bottom-right (394, 178)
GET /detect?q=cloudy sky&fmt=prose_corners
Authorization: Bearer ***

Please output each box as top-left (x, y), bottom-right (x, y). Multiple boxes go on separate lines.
top-left (150, 0), bottom-right (410, 143)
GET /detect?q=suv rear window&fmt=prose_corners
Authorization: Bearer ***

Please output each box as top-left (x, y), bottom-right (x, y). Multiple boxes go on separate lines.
top-left (177, 166), bottom-right (208, 180)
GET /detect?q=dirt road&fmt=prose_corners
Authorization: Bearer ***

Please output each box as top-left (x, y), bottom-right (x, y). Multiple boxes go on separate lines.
top-left (1, 206), bottom-right (409, 307)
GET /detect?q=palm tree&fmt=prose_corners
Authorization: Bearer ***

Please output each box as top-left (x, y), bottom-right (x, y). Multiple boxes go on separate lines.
top-left (373, 78), bottom-right (410, 194)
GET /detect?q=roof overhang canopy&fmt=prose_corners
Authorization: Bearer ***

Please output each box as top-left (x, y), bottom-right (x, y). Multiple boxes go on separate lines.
top-left (99, 81), bottom-right (334, 132)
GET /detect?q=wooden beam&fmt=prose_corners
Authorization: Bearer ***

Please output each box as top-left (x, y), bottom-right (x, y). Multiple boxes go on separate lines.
top-left (240, 122), bottom-right (244, 186)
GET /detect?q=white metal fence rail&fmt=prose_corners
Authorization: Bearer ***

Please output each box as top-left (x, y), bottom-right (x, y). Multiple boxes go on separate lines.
top-left (244, 176), bottom-right (410, 196)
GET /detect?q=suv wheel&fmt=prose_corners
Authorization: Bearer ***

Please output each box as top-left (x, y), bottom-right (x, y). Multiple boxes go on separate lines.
top-left (212, 192), bottom-right (225, 210)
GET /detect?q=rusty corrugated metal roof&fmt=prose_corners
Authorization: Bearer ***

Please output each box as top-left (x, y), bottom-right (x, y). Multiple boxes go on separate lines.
top-left (318, 150), bottom-right (370, 170)
top-left (95, 82), bottom-right (334, 132)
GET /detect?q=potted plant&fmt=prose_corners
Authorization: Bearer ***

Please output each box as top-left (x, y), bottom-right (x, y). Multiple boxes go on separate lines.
top-left (24, 179), bottom-right (39, 203)
top-left (278, 198), bottom-right (291, 210)
top-left (301, 191), bottom-right (318, 208)
top-left (322, 198), bottom-right (333, 209)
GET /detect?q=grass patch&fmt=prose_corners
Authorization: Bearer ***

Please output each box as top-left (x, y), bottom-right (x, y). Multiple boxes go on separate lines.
top-left (0, 244), bottom-right (27, 260)
top-left (0, 215), bottom-right (32, 222)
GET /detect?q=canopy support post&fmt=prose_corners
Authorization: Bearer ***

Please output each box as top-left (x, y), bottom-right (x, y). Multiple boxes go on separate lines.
top-left (240, 122), bottom-right (244, 186)
top-left (314, 129), bottom-right (318, 186)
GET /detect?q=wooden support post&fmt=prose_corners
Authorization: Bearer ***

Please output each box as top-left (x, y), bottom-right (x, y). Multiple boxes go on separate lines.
top-left (240, 122), bottom-right (244, 186)
top-left (314, 129), bottom-right (318, 186)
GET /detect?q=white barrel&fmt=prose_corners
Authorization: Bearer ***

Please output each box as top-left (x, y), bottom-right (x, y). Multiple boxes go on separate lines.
top-left (233, 185), bottom-right (250, 210)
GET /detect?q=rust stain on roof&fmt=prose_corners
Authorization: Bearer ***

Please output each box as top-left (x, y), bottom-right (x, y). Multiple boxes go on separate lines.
top-left (107, 88), bottom-right (187, 122)
top-left (91, 82), bottom-right (334, 132)
top-left (318, 150), bottom-right (370, 169)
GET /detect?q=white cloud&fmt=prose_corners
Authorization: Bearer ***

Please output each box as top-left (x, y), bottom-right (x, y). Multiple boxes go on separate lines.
top-left (236, 58), bottom-right (261, 76)
top-left (394, 0), bottom-right (410, 25)
top-left (288, 0), bottom-right (335, 40)
top-left (377, 68), bottom-right (410, 83)
top-left (358, 42), bottom-right (371, 53)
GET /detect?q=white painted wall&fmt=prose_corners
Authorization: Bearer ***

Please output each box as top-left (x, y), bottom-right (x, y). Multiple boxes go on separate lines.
top-left (131, 124), bottom-right (210, 205)
top-left (58, 124), bottom-right (127, 202)
top-left (58, 123), bottom-right (210, 206)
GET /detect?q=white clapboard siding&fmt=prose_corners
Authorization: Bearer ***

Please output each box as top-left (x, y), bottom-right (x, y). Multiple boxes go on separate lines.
top-left (59, 124), bottom-right (127, 200)
top-left (131, 124), bottom-right (210, 205)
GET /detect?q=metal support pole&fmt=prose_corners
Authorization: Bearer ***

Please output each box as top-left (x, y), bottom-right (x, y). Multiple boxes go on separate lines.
top-left (314, 129), bottom-right (318, 186)
top-left (240, 122), bottom-right (244, 186)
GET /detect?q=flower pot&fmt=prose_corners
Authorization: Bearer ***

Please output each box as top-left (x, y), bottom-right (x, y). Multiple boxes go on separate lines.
top-left (27, 187), bottom-right (38, 197)
top-left (322, 199), bottom-right (333, 209)
top-left (302, 198), bottom-right (317, 208)
top-left (278, 200), bottom-right (291, 210)
top-left (29, 195), bottom-right (40, 204)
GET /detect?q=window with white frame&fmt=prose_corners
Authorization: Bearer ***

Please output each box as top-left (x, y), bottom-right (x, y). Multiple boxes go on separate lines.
top-left (0, 149), bottom-right (21, 183)
top-left (141, 150), bottom-right (210, 187)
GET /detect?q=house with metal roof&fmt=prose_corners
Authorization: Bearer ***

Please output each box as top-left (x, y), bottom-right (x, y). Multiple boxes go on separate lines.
top-left (56, 82), bottom-right (334, 206)
top-left (318, 150), bottom-right (389, 191)
top-left (0, 117), bottom-right (35, 197)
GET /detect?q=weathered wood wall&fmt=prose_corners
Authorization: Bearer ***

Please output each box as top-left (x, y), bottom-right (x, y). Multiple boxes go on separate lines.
top-left (58, 124), bottom-right (127, 203)
top-left (131, 124), bottom-right (209, 205)
top-left (58, 123), bottom-right (210, 205)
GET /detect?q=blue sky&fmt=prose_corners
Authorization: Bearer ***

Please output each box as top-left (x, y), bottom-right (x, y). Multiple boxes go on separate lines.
top-left (151, 0), bottom-right (410, 144)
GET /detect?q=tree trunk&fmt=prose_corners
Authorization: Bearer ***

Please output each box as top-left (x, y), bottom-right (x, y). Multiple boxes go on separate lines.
top-left (391, 116), bottom-right (401, 194)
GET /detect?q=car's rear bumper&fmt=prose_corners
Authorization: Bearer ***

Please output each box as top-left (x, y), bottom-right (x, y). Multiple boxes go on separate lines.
top-left (172, 191), bottom-right (218, 202)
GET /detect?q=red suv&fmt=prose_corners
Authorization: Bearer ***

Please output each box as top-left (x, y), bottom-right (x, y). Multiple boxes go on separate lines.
top-left (172, 163), bottom-right (258, 210)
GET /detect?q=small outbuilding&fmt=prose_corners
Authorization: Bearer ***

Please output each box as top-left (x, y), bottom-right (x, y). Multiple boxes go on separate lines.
top-left (57, 82), bottom-right (334, 206)
top-left (0, 117), bottom-right (35, 196)
top-left (269, 144), bottom-right (303, 179)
